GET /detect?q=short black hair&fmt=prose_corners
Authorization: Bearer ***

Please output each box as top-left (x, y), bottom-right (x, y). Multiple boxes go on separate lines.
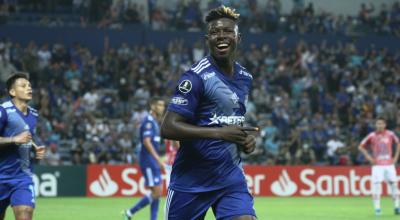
top-left (376, 116), bottom-right (386, 122)
top-left (148, 96), bottom-right (164, 109)
top-left (205, 5), bottom-right (240, 24)
top-left (6, 72), bottom-right (29, 97)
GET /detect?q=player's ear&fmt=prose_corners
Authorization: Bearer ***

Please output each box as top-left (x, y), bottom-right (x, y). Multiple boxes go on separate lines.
top-left (237, 32), bottom-right (242, 44)
top-left (9, 88), bottom-right (16, 97)
top-left (204, 34), bottom-right (210, 47)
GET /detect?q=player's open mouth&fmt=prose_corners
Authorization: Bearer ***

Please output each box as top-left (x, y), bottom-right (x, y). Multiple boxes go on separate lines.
top-left (216, 43), bottom-right (230, 52)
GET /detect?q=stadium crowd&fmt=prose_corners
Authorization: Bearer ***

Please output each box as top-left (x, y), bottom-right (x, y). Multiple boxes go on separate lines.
top-left (0, 0), bottom-right (400, 167)
top-left (0, 0), bottom-right (399, 36)
top-left (0, 32), bottom-right (399, 167)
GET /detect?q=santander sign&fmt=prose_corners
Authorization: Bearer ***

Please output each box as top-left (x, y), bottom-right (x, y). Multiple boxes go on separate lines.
top-left (298, 168), bottom-right (373, 196)
top-left (244, 166), bottom-right (398, 197)
top-left (87, 165), bottom-right (398, 197)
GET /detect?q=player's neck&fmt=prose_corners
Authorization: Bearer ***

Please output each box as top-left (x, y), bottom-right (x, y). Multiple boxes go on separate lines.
top-left (12, 98), bottom-right (28, 114)
top-left (211, 56), bottom-right (234, 77)
top-left (149, 110), bottom-right (160, 122)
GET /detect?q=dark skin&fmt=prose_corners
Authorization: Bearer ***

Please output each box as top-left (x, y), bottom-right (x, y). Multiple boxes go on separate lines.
top-left (161, 18), bottom-right (257, 220)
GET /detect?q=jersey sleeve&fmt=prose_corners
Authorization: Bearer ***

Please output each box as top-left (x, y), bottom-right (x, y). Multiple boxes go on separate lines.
top-left (141, 120), bottom-right (154, 138)
top-left (167, 71), bottom-right (204, 121)
top-left (391, 131), bottom-right (400, 144)
top-left (360, 134), bottom-right (372, 148)
top-left (0, 107), bottom-right (8, 132)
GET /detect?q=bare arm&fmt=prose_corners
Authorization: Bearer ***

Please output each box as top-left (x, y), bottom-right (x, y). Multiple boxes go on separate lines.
top-left (358, 145), bottom-right (375, 164)
top-left (143, 137), bottom-right (163, 169)
top-left (161, 111), bottom-right (257, 146)
top-left (0, 137), bottom-right (15, 146)
top-left (174, 140), bottom-right (180, 149)
top-left (161, 111), bottom-right (223, 140)
top-left (0, 131), bottom-right (32, 148)
top-left (393, 143), bottom-right (400, 164)
top-left (32, 141), bottom-right (46, 160)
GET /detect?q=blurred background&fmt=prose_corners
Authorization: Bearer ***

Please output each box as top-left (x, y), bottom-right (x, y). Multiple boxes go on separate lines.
top-left (1, 0), bottom-right (400, 219)
top-left (2, 0), bottom-right (397, 167)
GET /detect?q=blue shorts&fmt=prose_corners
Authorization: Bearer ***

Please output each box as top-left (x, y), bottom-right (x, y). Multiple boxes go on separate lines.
top-left (140, 165), bottom-right (162, 187)
top-left (0, 178), bottom-right (35, 213)
top-left (165, 185), bottom-right (256, 220)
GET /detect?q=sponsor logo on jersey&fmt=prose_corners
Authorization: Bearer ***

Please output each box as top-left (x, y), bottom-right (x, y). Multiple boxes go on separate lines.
top-left (171, 97), bottom-right (188, 105)
top-left (239, 69), bottom-right (253, 79)
top-left (208, 113), bottom-right (245, 125)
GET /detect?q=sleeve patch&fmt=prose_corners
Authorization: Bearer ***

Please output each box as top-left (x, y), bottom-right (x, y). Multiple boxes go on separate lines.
top-left (178, 80), bottom-right (192, 93)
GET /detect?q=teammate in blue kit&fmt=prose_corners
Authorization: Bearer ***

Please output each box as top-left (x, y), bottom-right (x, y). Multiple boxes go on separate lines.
top-left (161, 5), bottom-right (258, 220)
top-left (123, 97), bottom-right (165, 220)
top-left (0, 73), bottom-right (46, 220)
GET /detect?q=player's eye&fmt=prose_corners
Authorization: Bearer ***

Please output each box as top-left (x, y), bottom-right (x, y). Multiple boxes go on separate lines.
top-left (209, 30), bottom-right (218, 35)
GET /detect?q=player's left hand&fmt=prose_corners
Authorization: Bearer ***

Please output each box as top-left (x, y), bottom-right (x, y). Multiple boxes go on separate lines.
top-left (34, 145), bottom-right (46, 160)
top-left (242, 135), bottom-right (256, 154)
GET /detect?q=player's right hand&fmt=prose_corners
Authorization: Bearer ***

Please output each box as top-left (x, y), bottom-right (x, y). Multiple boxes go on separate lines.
top-left (12, 131), bottom-right (32, 144)
top-left (218, 125), bottom-right (259, 146)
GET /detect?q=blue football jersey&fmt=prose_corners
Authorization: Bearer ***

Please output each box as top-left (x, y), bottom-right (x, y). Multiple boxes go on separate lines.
top-left (139, 114), bottom-right (161, 169)
top-left (167, 56), bottom-right (253, 192)
top-left (0, 100), bottom-right (42, 181)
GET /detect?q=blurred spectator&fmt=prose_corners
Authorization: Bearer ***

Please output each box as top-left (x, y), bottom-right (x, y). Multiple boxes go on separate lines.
top-left (0, 1), bottom-right (399, 35)
top-left (43, 143), bottom-right (62, 166)
top-left (71, 138), bottom-right (85, 165)
top-left (326, 134), bottom-right (345, 165)
top-left (37, 44), bottom-right (51, 70)
top-left (295, 143), bottom-right (316, 165)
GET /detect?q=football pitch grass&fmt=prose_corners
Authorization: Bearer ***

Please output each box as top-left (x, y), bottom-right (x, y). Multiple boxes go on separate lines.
top-left (5, 197), bottom-right (400, 220)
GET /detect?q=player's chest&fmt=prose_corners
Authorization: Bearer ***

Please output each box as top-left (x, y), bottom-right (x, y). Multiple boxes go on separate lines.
top-left (201, 72), bottom-right (248, 109)
top-left (373, 135), bottom-right (391, 146)
top-left (6, 111), bottom-right (34, 133)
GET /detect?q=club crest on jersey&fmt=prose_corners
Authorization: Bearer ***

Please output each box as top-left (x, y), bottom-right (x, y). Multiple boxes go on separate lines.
top-left (231, 93), bottom-right (239, 104)
top-left (202, 71), bottom-right (215, 80)
top-left (146, 122), bottom-right (152, 129)
top-left (178, 80), bottom-right (192, 94)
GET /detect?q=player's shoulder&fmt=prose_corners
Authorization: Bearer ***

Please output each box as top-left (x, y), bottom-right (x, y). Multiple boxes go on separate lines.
top-left (235, 61), bottom-right (253, 80)
top-left (367, 132), bottom-right (377, 137)
top-left (0, 100), bottom-right (16, 115)
top-left (141, 114), bottom-right (155, 127)
top-left (386, 130), bottom-right (397, 136)
top-left (189, 57), bottom-right (213, 75)
top-left (1, 100), bottom-right (14, 109)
